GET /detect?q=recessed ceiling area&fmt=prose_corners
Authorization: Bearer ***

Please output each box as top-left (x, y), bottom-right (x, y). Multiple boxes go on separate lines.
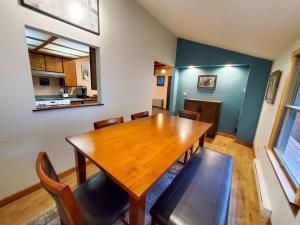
top-left (134, 0), bottom-right (300, 60)
top-left (25, 28), bottom-right (89, 59)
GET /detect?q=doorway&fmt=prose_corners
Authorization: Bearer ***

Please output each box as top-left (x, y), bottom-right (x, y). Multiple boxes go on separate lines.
top-left (152, 61), bottom-right (173, 114)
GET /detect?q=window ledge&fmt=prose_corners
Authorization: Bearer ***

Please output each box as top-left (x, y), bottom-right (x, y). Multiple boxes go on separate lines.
top-left (33, 103), bottom-right (104, 112)
top-left (265, 147), bottom-right (300, 206)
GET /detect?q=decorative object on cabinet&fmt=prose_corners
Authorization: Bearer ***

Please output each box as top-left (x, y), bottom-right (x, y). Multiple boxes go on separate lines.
top-left (198, 75), bottom-right (217, 90)
top-left (81, 64), bottom-right (90, 80)
top-left (21, 0), bottom-right (100, 35)
top-left (184, 99), bottom-right (222, 138)
top-left (157, 76), bottom-right (165, 86)
top-left (265, 70), bottom-right (282, 104)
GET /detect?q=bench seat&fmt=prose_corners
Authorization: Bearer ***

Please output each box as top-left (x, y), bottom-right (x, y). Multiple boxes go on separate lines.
top-left (150, 148), bottom-right (233, 225)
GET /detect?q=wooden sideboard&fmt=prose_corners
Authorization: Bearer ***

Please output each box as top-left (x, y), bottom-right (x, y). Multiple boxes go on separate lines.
top-left (184, 99), bottom-right (222, 138)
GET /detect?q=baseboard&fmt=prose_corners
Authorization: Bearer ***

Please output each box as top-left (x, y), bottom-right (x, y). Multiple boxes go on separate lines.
top-left (0, 165), bottom-right (80, 207)
top-left (234, 139), bottom-right (253, 148)
top-left (217, 132), bottom-right (235, 139)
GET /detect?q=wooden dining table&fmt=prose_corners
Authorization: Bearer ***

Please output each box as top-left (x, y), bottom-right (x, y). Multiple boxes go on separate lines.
top-left (66, 113), bottom-right (211, 225)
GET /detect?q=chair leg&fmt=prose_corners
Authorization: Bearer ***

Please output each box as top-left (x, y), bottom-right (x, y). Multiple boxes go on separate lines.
top-left (189, 146), bottom-right (194, 158)
top-left (60, 218), bottom-right (65, 225)
top-left (183, 152), bottom-right (188, 164)
top-left (121, 218), bottom-right (129, 225)
top-left (151, 217), bottom-right (158, 225)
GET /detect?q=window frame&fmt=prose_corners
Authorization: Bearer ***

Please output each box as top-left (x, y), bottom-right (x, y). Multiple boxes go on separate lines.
top-left (266, 48), bottom-right (300, 207)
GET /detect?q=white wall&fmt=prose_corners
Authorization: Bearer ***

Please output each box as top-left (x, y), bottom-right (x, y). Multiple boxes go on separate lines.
top-left (254, 37), bottom-right (300, 225)
top-left (0, 0), bottom-right (176, 198)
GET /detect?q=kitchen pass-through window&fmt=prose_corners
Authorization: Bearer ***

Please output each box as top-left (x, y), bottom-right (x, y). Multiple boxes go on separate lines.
top-left (25, 27), bottom-right (100, 111)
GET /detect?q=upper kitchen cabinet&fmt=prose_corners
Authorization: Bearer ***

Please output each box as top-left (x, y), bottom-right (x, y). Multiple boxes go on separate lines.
top-left (45, 55), bottom-right (63, 73)
top-left (29, 52), bottom-right (45, 71)
top-left (63, 58), bottom-right (77, 86)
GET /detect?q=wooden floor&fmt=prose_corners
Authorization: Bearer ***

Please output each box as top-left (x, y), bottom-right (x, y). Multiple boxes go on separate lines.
top-left (0, 135), bottom-right (267, 225)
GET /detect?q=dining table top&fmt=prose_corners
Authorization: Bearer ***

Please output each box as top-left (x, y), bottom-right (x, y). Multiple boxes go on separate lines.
top-left (66, 113), bottom-right (211, 200)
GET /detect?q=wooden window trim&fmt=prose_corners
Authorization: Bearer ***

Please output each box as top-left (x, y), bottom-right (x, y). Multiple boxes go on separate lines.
top-left (266, 48), bottom-right (300, 207)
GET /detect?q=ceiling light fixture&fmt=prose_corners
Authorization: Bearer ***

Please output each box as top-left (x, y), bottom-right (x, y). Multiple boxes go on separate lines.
top-left (161, 69), bottom-right (167, 74)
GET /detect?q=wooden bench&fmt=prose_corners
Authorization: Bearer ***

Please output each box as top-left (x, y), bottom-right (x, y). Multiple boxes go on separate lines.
top-left (150, 148), bottom-right (233, 225)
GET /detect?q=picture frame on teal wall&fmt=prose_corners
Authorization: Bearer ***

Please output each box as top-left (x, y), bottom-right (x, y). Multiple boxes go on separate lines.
top-left (265, 70), bottom-right (281, 104)
top-left (197, 75), bottom-right (217, 90)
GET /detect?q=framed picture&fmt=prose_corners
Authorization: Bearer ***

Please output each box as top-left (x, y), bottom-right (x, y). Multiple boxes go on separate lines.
top-left (265, 70), bottom-right (282, 104)
top-left (21, 0), bottom-right (100, 35)
top-left (81, 64), bottom-right (90, 80)
top-left (197, 75), bottom-right (217, 90)
top-left (157, 76), bottom-right (165, 86)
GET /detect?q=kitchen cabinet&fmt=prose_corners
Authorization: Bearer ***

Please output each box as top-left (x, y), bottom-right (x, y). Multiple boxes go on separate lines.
top-left (45, 55), bottom-right (63, 73)
top-left (63, 59), bottom-right (77, 86)
top-left (29, 52), bottom-right (45, 71)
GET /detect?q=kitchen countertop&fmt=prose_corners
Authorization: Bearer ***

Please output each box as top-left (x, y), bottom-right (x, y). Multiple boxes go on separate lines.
top-left (33, 103), bottom-right (104, 112)
top-left (35, 96), bottom-right (97, 102)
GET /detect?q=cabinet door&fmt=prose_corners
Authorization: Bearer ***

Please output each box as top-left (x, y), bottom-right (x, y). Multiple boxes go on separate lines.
top-left (29, 52), bottom-right (45, 71)
top-left (45, 55), bottom-right (63, 73)
top-left (63, 59), bottom-right (77, 86)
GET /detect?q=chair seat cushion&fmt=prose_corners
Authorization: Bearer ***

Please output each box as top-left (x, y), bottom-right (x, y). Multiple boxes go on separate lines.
top-left (150, 148), bottom-right (233, 225)
top-left (74, 172), bottom-right (129, 225)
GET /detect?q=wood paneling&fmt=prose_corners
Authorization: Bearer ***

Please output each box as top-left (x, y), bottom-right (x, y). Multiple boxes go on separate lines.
top-left (63, 58), bottom-right (77, 86)
top-left (0, 135), bottom-right (267, 225)
top-left (184, 99), bottom-right (222, 138)
top-left (29, 52), bottom-right (45, 71)
top-left (45, 55), bottom-right (63, 73)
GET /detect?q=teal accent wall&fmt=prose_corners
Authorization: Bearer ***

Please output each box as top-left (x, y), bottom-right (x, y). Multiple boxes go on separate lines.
top-left (177, 66), bottom-right (250, 134)
top-left (171, 38), bottom-right (273, 144)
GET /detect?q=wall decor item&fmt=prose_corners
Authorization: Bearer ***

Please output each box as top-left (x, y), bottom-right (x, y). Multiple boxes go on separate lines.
top-left (21, 0), bottom-right (100, 35)
top-left (81, 64), bottom-right (90, 80)
top-left (197, 75), bottom-right (217, 90)
top-left (157, 76), bottom-right (165, 86)
top-left (265, 70), bottom-right (282, 104)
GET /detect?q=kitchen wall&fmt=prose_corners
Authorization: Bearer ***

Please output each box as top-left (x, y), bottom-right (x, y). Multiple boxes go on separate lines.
top-left (0, 0), bottom-right (176, 198)
top-left (74, 57), bottom-right (98, 97)
top-left (172, 38), bottom-right (273, 144)
top-left (32, 77), bottom-right (62, 96)
top-left (254, 37), bottom-right (300, 225)
top-left (176, 66), bottom-right (250, 135)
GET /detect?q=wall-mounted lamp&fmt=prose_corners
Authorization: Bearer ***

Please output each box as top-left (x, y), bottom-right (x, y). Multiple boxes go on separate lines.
top-left (225, 64), bottom-right (233, 67)
top-left (188, 65), bottom-right (195, 69)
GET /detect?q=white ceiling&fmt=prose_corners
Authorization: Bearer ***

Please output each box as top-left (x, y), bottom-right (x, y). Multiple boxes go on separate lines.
top-left (134, 0), bottom-right (300, 60)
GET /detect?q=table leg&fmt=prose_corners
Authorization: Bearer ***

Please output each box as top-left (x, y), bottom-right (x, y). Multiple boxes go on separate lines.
top-left (74, 148), bottom-right (86, 185)
top-left (199, 132), bottom-right (206, 148)
top-left (129, 195), bottom-right (146, 225)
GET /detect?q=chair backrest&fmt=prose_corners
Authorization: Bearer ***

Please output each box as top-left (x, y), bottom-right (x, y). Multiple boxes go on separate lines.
top-left (94, 116), bottom-right (124, 130)
top-left (178, 109), bottom-right (201, 121)
top-left (36, 152), bottom-right (85, 225)
top-left (131, 111), bottom-right (149, 120)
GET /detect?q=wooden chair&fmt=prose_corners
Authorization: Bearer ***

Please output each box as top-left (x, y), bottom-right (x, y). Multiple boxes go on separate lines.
top-left (178, 109), bottom-right (200, 121)
top-left (131, 111), bottom-right (149, 120)
top-left (178, 109), bottom-right (201, 164)
top-left (36, 152), bottom-right (129, 225)
top-left (94, 116), bottom-right (124, 130)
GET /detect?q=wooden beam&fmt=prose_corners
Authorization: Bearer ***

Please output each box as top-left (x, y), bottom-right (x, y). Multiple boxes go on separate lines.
top-left (34, 36), bottom-right (57, 51)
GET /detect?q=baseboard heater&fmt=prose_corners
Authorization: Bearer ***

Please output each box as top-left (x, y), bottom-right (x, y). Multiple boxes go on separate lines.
top-left (253, 159), bottom-right (272, 221)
